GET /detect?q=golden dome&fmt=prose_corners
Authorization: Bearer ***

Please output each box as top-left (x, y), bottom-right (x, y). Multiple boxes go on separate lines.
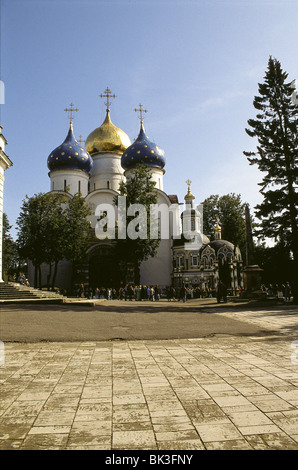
top-left (184, 180), bottom-right (195, 200)
top-left (85, 109), bottom-right (131, 156)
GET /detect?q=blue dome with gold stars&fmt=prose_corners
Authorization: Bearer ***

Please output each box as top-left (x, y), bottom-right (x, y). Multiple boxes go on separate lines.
top-left (121, 123), bottom-right (165, 171)
top-left (47, 123), bottom-right (93, 173)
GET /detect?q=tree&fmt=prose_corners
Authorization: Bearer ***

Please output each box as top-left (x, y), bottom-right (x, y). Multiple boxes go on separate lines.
top-left (16, 192), bottom-right (91, 289)
top-left (16, 193), bottom-right (53, 287)
top-left (62, 193), bottom-right (92, 288)
top-left (201, 193), bottom-right (247, 257)
top-left (2, 213), bottom-right (21, 280)
top-left (254, 241), bottom-right (295, 287)
top-left (115, 164), bottom-right (160, 284)
top-left (244, 56), bottom-right (298, 303)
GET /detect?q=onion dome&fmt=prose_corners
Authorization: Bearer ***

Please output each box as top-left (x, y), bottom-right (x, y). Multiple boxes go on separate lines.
top-left (47, 122), bottom-right (93, 173)
top-left (85, 109), bottom-right (131, 156)
top-left (121, 122), bottom-right (165, 171)
top-left (209, 239), bottom-right (235, 251)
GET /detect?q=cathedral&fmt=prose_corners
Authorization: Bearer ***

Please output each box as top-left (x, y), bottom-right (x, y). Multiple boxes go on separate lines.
top-left (29, 88), bottom-right (243, 295)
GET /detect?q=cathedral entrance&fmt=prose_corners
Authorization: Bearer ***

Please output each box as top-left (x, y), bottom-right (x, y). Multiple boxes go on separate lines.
top-left (89, 245), bottom-right (122, 289)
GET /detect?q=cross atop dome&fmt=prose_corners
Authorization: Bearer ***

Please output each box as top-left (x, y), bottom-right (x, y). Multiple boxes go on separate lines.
top-left (64, 103), bottom-right (79, 127)
top-left (134, 104), bottom-right (148, 125)
top-left (78, 135), bottom-right (85, 145)
top-left (184, 179), bottom-right (195, 207)
top-left (99, 87), bottom-right (116, 112)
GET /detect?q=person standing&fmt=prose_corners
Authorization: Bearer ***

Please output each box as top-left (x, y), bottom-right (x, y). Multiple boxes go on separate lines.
top-left (136, 285), bottom-right (141, 301)
top-left (285, 282), bottom-right (291, 302)
top-left (180, 285), bottom-right (187, 303)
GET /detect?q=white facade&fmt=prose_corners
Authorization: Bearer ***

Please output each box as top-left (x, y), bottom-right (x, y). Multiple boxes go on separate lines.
top-left (139, 189), bottom-right (177, 287)
top-left (40, 102), bottom-right (176, 290)
top-left (50, 168), bottom-right (89, 197)
top-left (0, 126), bottom-right (13, 282)
top-left (89, 152), bottom-right (125, 192)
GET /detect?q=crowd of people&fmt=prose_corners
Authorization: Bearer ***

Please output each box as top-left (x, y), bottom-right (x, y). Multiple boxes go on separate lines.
top-left (77, 281), bottom-right (293, 302)
top-left (77, 284), bottom-right (162, 301)
top-left (76, 283), bottom-right (218, 302)
top-left (261, 282), bottom-right (292, 301)
top-left (16, 273), bottom-right (293, 303)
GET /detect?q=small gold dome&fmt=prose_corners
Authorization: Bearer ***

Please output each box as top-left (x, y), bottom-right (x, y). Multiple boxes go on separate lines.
top-left (85, 110), bottom-right (131, 155)
top-left (184, 187), bottom-right (195, 200)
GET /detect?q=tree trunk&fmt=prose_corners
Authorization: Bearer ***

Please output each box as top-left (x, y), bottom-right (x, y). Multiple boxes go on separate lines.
top-left (134, 261), bottom-right (141, 286)
top-left (292, 255), bottom-right (298, 305)
top-left (34, 264), bottom-right (37, 288)
top-left (51, 260), bottom-right (59, 290)
top-left (47, 263), bottom-right (52, 290)
top-left (38, 265), bottom-right (41, 289)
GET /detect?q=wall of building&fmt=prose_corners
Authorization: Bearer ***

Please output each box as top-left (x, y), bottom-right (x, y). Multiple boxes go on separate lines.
top-left (50, 169), bottom-right (89, 197)
top-left (0, 129), bottom-right (12, 282)
top-left (89, 153), bottom-right (124, 192)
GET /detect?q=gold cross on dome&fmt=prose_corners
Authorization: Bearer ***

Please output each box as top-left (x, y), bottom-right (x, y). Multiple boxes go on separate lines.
top-left (134, 104), bottom-right (148, 124)
top-left (78, 135), bottom-right (85, 145)
top-left (186, 179), bottom-right (192, 189)
top-left (99, 87), bottom-right (116, 111)
top-left (64, 103), bottom-right (79, 124)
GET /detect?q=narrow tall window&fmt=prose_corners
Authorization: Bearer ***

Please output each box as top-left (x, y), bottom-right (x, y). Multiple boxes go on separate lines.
top-left (107, 181), bottom-right (110, 189)
top-left (64, 180), bottom-right (67, 191)
top-left (78, 181), bottom-right (81, 193)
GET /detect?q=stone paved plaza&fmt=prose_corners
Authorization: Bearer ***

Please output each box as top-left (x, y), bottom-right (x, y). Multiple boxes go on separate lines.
top-left (0, 300), bottom-right (298, 450)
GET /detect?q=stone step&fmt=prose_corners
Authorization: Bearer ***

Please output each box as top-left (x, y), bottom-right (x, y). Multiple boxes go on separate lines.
top-left (0, 282), bottom-right (65, 300)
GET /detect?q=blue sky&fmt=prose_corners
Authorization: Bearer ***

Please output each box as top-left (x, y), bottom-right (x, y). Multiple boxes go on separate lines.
top-left (1, 0), bottom-right (297, 239)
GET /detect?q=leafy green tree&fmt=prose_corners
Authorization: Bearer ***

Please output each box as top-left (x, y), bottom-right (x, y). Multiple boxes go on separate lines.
top-left (62, 193), bottom-right (92, 288)
top-left (254, 241), bottom-right (295, 287)
top-left (115, 164), bottom-right (160, 284)
top-left (201, 193), bottom-right (247, 257)
top-left (16, 192), bottom-right (91, 289)
top-left (244, 56), bottom-right (298, 303)
top-left (2, 213), bottom-right (21, 280)
top-left (16, 193), bottom-right (52, 287)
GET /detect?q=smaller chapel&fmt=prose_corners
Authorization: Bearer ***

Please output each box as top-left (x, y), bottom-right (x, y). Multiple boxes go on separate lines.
top-left (30, 89), bottom-right (243, 294)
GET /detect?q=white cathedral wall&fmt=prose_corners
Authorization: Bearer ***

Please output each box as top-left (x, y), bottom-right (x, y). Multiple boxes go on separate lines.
top-left (50, 169), bottom-right (89, 197)
top-left (148, 167), bottom-right (164, 191)
top-left (86, 190), bottom-right (118, 228)
top-left (140, 238), bottom-right (172, 288)
top-left (89, 153), bottom-right (124, 191)
top-left (139, 190), bottom-right (178, 288)
top-left (0, 132), bottom-right (12, 283)
top-left (86, 188), bottom-right (175, 288)
top-left (125, 167), bottom-right (164, 192)
top-left (28, 259), bottom-right (73, 291)
top-left (0, 165), bottom-right (5, 282)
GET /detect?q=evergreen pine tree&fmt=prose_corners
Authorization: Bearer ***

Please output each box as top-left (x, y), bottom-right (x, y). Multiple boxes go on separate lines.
top-left (244, 56), bottom-right (298, 303)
